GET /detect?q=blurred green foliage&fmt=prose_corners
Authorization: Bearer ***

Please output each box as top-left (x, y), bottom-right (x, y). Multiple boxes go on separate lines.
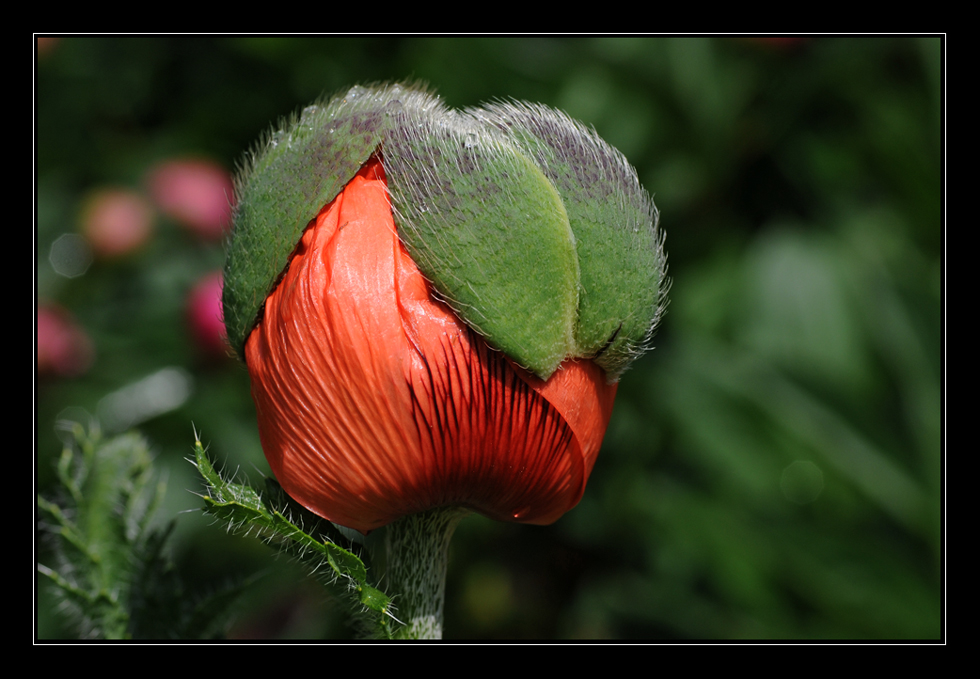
top-left (37, 424), bottom-right (248, 639)
top-left (35, 36), bottom-right (942, 640)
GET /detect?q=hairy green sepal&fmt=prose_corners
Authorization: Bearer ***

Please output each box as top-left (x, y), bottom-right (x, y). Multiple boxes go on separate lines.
top-left (225, 83), bottom-right (666, 380)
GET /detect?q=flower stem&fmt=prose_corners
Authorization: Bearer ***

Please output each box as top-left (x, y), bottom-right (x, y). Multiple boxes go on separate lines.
top-left (383, 506), bottom-right (468, 639)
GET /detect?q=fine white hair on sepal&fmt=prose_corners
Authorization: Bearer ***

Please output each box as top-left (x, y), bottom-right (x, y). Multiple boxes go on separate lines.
top-left (466, 100), bottom-right (667, 379)
top-left (226, 81), bottom-right (666, 380)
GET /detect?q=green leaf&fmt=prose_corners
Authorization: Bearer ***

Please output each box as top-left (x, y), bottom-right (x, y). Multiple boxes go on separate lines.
top-left (357, 585), bottom-right (390, 610)
top-left (38, 423), bottom-right (244, 639)
top-left (324, 542), bottom-right (368, 585)
top-left (192, 434), bottom-right (397, 637)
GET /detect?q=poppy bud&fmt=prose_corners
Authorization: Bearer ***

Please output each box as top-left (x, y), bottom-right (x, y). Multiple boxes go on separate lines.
top-left (225, 84), bottom-right (666, 533)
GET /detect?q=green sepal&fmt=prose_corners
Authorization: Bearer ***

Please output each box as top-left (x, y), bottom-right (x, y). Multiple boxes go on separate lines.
top-left (473, 102), bottom-right (667, 380)
top-left (224, 86), bottom-right (392, 358)
top-left (225, 83), bottom-right (666, 380)
top-left (383, 100), bottom-right (579, 377)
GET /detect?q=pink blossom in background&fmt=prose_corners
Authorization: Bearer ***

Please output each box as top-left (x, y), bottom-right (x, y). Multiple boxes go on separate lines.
top-left (146, 159), bottom-right (235, 241)
top-left (37, 305), bottom-right (94, 377)
top-left (187, 270), bottom-right (229, 359)
top-left (79, 188), bottom-right (155, 257)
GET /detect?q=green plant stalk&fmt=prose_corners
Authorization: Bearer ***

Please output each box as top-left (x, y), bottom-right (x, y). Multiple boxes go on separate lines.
top-left (383, 507), bottom-right (469, 640)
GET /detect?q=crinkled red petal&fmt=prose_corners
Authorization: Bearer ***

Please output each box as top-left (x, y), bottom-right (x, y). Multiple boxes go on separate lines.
top-left (245, 158), bottom-right (616, 533)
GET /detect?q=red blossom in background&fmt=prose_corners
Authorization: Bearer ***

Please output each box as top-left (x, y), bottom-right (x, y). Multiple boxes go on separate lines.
top-left (146, 158), bottom-right (235, 241)
top-left (37, 305), bottom-right (94, 378)
top-left (187, 271), bottom-right (229, 360)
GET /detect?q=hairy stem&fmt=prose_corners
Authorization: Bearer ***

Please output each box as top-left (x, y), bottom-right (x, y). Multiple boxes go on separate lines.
top-left (383, 506), bottom-right (468, 640)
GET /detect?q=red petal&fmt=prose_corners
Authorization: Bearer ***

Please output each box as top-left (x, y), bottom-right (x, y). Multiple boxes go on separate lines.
top-left (245, 158), bottom-right (616, 533)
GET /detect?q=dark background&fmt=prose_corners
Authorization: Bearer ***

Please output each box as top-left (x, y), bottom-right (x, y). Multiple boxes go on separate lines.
top-left (36, 36), bottom-right (942, 640)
